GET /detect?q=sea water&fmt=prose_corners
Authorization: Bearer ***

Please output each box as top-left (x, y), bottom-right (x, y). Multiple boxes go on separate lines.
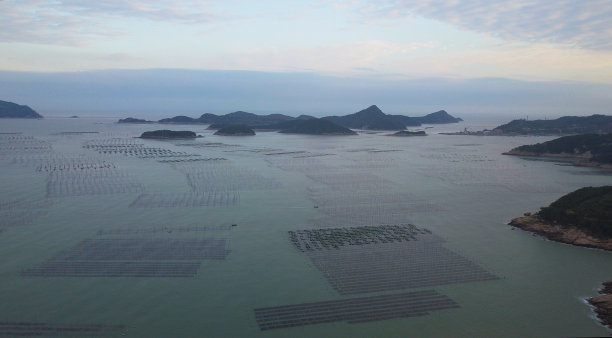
top-left (0, 117), bottom-right (611, 337)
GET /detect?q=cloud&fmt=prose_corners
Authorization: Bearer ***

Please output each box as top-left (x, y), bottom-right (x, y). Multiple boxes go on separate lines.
top-left (0, 0), bottom-right (221, 45)
top-left (337, 0), bottom-right (612, 50)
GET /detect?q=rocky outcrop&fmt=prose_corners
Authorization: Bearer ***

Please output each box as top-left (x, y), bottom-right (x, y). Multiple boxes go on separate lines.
top-left (588, 281), bottom-right (612, 329)
top-left (508, 215), bottom-right (612, 251)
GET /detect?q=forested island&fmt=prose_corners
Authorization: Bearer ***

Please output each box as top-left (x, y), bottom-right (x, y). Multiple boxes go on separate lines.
top-left (509, 186), bottom-right (612, 250)
top-left (140, 130), bottom-right (198, 139)
top-left (122, 105), bottom-right (462, 131)
top-left (213, 125), bottom-right (255, 136)
top-left (504, 134), bottom-right (612, 167)
top-left (0, 100), bottom-right (42, 118)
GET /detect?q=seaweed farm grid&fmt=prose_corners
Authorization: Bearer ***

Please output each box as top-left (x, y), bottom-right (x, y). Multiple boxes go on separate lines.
top-left (22, 261), bottom-right (201, 277)
top-left (0, 321), bottom-right (126, 337)
top-left (129, 192), bottom-right (239, 207)
top-left (254, 290), bottom-right (459, 330)
top-left (290, 225), bottom-right (499, 295)
top-left (22, 238), bottom-right (230, 277)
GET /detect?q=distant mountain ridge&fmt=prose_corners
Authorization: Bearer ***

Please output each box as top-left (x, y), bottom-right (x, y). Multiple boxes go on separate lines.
top-left (322, 105), bottom-right (408, 130)
top-left (276, 118), bottom-right (357, 135)
top-left (159, 110), bottom-right (293, 127)
top-left (412, 110), bottom-right (462, 124)
top-left (147, 105), bottom-right (462, 131)
top-left (0, 100), bottom-right (42, 118)
top-left (494, 115), bottom-right (612, 135)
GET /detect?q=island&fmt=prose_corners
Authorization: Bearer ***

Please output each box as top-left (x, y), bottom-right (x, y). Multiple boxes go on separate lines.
top-left (276, 118), bottom-right (357, 135)
top-left (140, 130), bottom-right (198, 139)
top-left (589, 281), bottom-right (612, 329)
top-left (160, 111), bottom-right (293, 127)
top-left (118, 117), bottom-right (154, 124)
top-left (503, 134), bottom-right (612, 168)
top-left (494, 115), bottom-right (612, 135)
top-left (508, 186), bottom-right (612, 251)
top-left (0, 100), bottom-right (42, 118)
top-left (388, 130), bottom-right (427, 137)
top-left (213, 125), bottom-right (255, 136)
top-left (154, 106), bottom-right (462, 130)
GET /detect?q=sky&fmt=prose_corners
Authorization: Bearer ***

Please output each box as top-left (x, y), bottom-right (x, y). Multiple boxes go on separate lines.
top-left (1, 0), bottom-right (612, 118)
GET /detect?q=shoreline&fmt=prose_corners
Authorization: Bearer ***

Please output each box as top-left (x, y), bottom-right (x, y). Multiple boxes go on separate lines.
top-left (508, 215), bottom-right (612, 251)
top-left (588, 281), bottom-right (612, 330)
top-left (503, 151), bottom-right (612, 169)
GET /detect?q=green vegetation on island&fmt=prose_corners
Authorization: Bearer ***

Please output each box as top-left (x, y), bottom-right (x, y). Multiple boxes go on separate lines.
top-left (0, 100), bottom-right (42, 118)
top-left (277, 118), bottom-right (357, 135)
top-left (213, 125), bottom-right (256, 136)
top-left (504, 133), bottom-right (612, 166)
top-left (509, 186), bottom-right (612, 250)
top-left (140, 130), bottom-right (197, 139)
top-left (538, 186), bottom-right (612, 238)
top-left (494, 115), bottom-right (612, 135)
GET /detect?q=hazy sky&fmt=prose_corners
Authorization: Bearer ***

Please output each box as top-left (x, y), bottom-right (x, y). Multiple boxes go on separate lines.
top-left (1, 1), bottom-right (612, 118)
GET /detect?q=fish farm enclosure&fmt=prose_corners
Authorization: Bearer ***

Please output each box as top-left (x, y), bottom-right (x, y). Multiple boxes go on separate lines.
top-left (1, 119), bottom-right (611, 337)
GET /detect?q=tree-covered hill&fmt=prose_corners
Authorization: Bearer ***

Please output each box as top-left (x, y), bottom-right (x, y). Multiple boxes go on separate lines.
top-left (507, 133), bottom-right (612, 164)
top-left (538, 186), bottom-right (612, 237)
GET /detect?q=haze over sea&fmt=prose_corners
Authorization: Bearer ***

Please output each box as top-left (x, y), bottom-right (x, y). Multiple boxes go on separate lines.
top-left (1, 1), bottom-right (612, 337)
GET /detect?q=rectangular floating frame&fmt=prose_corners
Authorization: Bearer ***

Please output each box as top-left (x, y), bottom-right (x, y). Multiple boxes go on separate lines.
top-left (254, 290), bottom-right (459, 331)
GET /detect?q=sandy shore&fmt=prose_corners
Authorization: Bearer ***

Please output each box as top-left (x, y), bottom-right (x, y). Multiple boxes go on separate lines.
top-left (508, 215), bottom-right (612, 251)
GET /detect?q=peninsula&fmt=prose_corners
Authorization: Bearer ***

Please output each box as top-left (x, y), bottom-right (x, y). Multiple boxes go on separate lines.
top-left (140, 130), bottom-right (198, 139)
top-left (508, 186), bottom-right (612, 251)
top-left (494, 115), bottom-right (612, 135)
top-left (503, 134), bottom-right (612, 167)
top-left (214, 125), bottom-right (255, 136)
top-left (0, 100), bottom-right (42, 118)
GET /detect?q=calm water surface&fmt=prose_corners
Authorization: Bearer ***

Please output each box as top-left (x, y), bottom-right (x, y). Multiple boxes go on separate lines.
top-left (0, 117), bottom-right (611, 337)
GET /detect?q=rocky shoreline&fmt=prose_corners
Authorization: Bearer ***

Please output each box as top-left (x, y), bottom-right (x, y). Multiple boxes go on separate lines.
top-left (508, 214), bottom-right (612, 251)
top-left (588, 281), bottom-right (612, 329)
